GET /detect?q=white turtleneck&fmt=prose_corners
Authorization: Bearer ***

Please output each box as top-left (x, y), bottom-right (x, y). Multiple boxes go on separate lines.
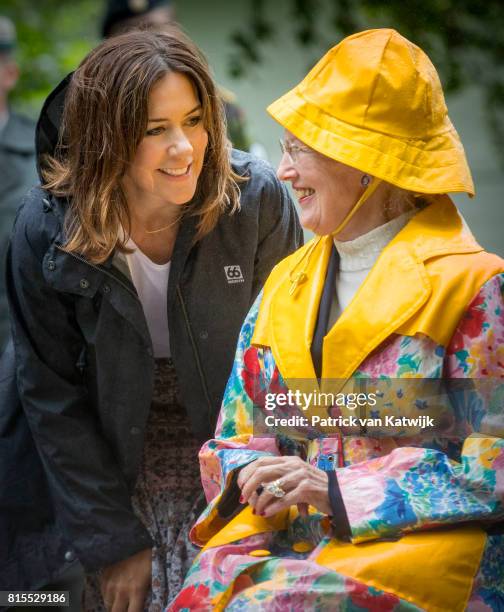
top-left (329, 210), bottom-right (416, 326)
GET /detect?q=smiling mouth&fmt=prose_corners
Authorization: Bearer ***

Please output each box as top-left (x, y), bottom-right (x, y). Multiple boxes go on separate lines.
top-left (294, 188), bottom-right (315, 203)
top-left (158, 164), bottom-right (191, 177)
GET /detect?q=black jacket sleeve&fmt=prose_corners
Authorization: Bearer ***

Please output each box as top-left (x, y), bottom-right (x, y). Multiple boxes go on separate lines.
top-left (327, 470), bottom-right (351, 541)
top-left (252, 161), bottom-right (303, 299)
top-left (6, 194), bottom-right (153, 571)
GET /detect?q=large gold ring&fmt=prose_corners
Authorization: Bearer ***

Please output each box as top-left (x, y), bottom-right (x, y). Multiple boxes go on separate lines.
top-left (264, 479), bottom-right (286, 498)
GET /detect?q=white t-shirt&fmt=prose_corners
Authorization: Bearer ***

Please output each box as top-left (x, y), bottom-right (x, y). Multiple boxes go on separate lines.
top-left (125, 239), bottom-right (171, 358)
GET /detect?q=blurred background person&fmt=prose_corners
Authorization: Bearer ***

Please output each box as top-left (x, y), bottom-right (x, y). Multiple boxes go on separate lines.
top-left (0, 16), bottom-right (37, 355)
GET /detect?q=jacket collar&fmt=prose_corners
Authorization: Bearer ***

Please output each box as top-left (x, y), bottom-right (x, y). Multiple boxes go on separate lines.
top-left (46, 192), bottom-right (197, 280)
top-left (44, 193), bottom-right (199, 344)
top-left (43, 194), bottom-right (149, 344)
top-left (257, 196), bottom-right (483, 383)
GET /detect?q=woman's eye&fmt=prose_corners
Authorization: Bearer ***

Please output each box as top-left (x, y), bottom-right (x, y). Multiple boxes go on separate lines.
top-left (146, 127), bottom-right (165, 136)
top-left (186, 116), bottom-right (202, 127)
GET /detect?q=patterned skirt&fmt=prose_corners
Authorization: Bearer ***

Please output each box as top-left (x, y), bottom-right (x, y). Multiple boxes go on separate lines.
top-left (83, 359), bottom-right (205, 611)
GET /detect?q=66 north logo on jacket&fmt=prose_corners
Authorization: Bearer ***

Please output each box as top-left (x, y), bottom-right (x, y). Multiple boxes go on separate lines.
top-left (224, 265), bottom-right (244, 284)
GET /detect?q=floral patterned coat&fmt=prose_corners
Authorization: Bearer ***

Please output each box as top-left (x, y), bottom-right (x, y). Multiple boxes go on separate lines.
top-left (168, 198), bottom-right (504, 612)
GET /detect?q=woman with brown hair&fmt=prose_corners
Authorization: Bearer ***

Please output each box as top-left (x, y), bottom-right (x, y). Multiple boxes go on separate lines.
top-left (0, 28), bottom-right (301, 610)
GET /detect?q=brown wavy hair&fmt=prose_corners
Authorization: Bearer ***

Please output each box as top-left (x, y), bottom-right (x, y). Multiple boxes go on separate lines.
top-left (43, 27), bottom-right (241, 263)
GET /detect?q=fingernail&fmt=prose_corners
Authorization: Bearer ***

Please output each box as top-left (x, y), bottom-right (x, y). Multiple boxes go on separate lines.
top-left (260, 511), bottom-right (266, 516)
top-left (239, 495), bottom-right (245, 504)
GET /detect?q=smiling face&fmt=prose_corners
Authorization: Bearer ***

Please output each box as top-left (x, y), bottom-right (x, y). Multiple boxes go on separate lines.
top-left (277, 131), bottom-right (387, 239)
top-left (122, 71), bottom-right (208, 217)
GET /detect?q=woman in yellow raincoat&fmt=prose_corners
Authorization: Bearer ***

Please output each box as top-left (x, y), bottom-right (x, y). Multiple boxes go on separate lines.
top-left (168, 29), bottom-right (504, 611)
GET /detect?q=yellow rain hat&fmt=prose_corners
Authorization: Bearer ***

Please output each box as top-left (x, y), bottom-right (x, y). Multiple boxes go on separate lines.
top-left (267, 28), bottom-right (474, 196)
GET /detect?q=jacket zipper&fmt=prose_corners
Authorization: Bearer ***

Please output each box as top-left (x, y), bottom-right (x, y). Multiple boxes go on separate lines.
top-left (176, 285), bottom-right (213, 426)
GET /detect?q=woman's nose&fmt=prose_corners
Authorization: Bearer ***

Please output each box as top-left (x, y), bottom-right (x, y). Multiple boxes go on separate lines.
top-left (167, 129), bottom-right (193, 156)
top-left (277, 153), bottom-right (297, 181)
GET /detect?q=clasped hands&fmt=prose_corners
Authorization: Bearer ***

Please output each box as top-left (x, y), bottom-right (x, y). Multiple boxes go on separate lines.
top-left (237, 455), bottom-right (331, 518)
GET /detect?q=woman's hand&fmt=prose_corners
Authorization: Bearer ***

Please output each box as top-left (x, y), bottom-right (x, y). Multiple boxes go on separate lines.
top-left (100, 548), bottom-right (152, 612)
top-left (237, 456), bottom-right (331, 517)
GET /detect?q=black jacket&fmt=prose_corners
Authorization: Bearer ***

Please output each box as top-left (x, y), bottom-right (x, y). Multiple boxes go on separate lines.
top-left (0, 143), bottom-right (302, 589)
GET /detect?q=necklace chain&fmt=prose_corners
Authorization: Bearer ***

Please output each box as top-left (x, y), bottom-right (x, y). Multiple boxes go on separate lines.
top-left (143, 217), bottom-right (181, 235)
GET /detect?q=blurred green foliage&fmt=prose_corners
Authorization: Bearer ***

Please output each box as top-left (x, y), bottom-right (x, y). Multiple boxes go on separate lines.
top-left (4, 0), bottom-right (504, 163)
top-left (3, 0), bottom-right (102, 117)
top-left (229, 0), bottom-right (504, 165)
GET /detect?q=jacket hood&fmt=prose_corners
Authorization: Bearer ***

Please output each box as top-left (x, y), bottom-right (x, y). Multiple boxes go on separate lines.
top-left (35, 72), bottom-right (73, 181)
